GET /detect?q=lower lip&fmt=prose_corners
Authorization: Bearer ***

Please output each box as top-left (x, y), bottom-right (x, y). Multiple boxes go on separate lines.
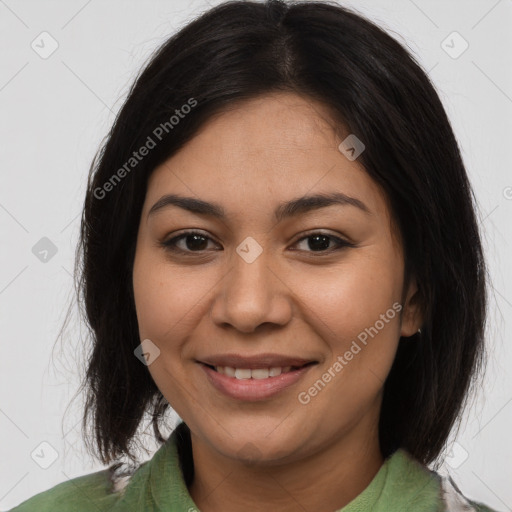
top-left (200, 363), bottom-right (315, 401)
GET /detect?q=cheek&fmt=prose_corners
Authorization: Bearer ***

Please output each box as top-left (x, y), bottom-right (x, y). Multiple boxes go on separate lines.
top-left (131, 250), bottom-right (202, 406)
top-left (292, 254), bottom-right (403, 388)
top-left (294, 262), bottom-right (402, 420)
top-left (133, 248), bottom-right (179, 341)
top-left (297, 258), bottom-right (401, 336)
top-left (132, 249), bottom-right (214, 344)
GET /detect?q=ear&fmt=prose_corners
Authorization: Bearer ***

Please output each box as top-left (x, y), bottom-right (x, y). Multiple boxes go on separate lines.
top-left (400, 277), bottom-right (423, 338)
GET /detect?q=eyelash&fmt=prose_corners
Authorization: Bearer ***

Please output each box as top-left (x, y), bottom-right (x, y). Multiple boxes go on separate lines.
top-left (160, 230), bottom-right (354, 256)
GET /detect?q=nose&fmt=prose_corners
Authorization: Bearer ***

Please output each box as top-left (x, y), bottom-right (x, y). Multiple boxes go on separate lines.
top-left (209, 245), bottom-right (293, 333)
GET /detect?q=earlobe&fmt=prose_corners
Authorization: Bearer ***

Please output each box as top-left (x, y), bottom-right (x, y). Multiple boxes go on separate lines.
top-left (400, 278), bottom-right (424, 338)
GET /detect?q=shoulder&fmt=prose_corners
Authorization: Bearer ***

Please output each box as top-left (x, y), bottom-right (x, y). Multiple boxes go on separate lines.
top-left (6, 425), bottom-right (187, 512)
top-left (5, 462), bottom-right (142, 512)
top-left (386, 450), bottom-right (499, 512)
top-left (440, 473), bottom-right (500, 512)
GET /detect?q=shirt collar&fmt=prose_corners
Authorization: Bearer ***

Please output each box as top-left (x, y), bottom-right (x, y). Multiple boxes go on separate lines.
top-left (112, 423), bottom-right (442, 511)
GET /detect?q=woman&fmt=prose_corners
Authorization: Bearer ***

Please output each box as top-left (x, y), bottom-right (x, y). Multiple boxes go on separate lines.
top-left (8, 0), bottom-right (499, 510)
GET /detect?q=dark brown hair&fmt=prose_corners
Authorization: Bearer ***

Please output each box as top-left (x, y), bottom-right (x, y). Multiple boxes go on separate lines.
top-left (65, 0), bottom-right (487, 470)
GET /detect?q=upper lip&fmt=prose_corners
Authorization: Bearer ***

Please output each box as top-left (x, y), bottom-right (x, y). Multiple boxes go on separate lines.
top-left (198, 353), bottom-right (318, 369)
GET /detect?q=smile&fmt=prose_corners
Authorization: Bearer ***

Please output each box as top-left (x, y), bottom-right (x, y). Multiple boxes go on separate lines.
top-left (209, 364), bottom-right (313, 379)
top-left (199, 361), bottom-right (317, 401)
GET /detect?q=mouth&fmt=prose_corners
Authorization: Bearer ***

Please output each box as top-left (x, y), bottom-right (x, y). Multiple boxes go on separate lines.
top-left (197, 358), bottom-right (318, 401)
top-left (201, 361), bottom-right (317, 380)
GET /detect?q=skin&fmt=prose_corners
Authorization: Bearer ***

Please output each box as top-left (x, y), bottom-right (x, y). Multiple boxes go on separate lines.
top-left (132, 92), bottom-right (423, 512)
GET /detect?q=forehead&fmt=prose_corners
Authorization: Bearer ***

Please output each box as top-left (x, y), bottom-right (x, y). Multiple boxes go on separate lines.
top-left (144, 92), bottom-right (389, 224)
top-left (185, 92), bottom-right (346, 164)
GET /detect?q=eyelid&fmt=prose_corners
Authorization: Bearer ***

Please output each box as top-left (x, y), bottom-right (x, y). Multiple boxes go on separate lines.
top-left (291, 232), bottom-right (355, 253)
top-left (160, 229), bottom-right (355, 254)
top-left (161, 229), bottom-right (220, 251)
top-left (292, 229), bottom-right (356, 247)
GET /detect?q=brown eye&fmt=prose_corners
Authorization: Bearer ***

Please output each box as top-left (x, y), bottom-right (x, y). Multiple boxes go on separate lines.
top-left (293, 232), bottom-right (354, 253)
top-left (161, 231), bottom-right (218, 253)
top-left (160, 230), bottom-right (354, 256)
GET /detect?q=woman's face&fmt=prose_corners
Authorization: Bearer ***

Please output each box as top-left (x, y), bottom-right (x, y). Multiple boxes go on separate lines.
top-left (132, 92), bottom-right (421, 464)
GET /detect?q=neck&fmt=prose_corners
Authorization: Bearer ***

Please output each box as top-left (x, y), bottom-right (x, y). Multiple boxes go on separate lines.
top-left (187, 411), bottom-right (384, 512)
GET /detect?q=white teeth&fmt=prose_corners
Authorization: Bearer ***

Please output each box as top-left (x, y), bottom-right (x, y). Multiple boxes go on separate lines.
top-left (224, 366), bottom-right (236, 377)
top-left (251, 368), bottom-right (269, 379)
top-left (234, 368), bottom-right (252, 380)
top-left (213, 366), bottom-right (297, 379)
top-left (269, 367), bottom-right (282, 377)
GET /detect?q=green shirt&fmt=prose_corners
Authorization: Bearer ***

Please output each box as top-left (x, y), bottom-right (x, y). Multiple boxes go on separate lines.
top-left (6, 424), bottom-right (499, 512)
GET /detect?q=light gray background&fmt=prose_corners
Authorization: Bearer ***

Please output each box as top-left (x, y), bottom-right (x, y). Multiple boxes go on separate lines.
top-left (1, 0), bottom-right (511, 510)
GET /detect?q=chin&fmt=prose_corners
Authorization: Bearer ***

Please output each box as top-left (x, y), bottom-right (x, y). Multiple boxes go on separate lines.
top-left (201, 424), bottom-right (303, 465)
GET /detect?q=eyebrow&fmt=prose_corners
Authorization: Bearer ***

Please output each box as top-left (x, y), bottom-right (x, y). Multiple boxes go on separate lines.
top-left (147, 192), bottom-right (372, 222)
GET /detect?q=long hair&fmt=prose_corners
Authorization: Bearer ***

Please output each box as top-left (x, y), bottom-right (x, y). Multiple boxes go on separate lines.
top-left (70, 0), bottom-right (487, 468)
